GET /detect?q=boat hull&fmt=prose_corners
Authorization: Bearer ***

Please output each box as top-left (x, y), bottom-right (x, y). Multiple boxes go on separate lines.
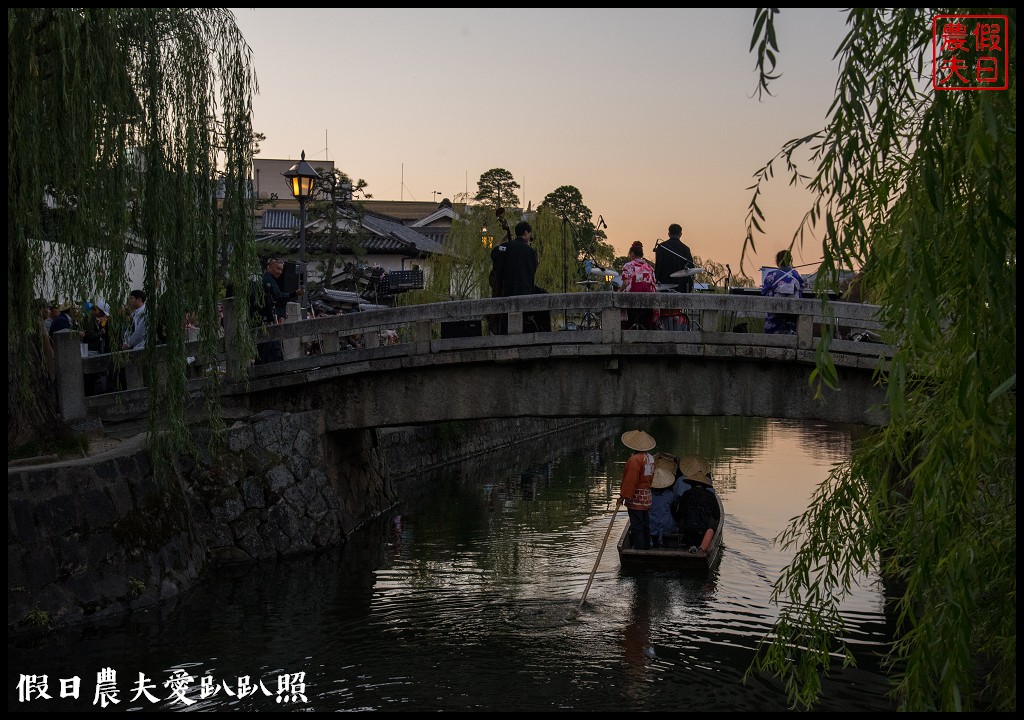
top-left (616, 494), bottom-right (724, 571)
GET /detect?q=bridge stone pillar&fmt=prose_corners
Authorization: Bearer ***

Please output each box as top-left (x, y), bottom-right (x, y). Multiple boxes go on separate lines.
top-left (125, 361), bottom-right (144, 390)
top-left (282, 301), bottom-right (302, 360)
top-left (415, 320), bottom-right (431, 354)
top-left (320, 329), bottom-right (340, 354)
top-left (797, 314), bottom-right (814, 349)
top-left (53, 329), bottom-right (87, 421)
top-left (507, 312), bottom-right (523, 334)
top-left (703, 307), bottom-right (720, 332)
top-left (601, 308), bottom-right (621, 343)
top-left (220, 297), bottom-right (246, 382)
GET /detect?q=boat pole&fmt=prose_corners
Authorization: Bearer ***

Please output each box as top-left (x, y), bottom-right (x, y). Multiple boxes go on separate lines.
top-left (579, 498), bottom-right (623, 611)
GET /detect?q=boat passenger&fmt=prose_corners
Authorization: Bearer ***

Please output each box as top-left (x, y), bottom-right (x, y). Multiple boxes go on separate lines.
top-left (618, 430), bottom-right (657, 551)
top-left (649, 453), bottom-right (684, 549)
top-left (677, 454), bottom-right (716, 498)
top-left (671, 456), bottom-right (720, 553)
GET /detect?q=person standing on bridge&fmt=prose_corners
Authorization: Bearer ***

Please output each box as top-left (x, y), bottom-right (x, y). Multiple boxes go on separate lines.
top-left (497, 221), bottom-right (538, 297)
top-left (654, 224), bottom-right (695, 291)
top-left (122, 290), bottom-right (148, 350)
top-left (761, 249), bottom-right (805, 334)
top-left (619, 241), bottom-right (659, 330)
top-left (654, 223), bottom-right (695, 330)
top-left (495, 221), bottom-right (550, 332)
top-left (256, 258), bottom-right (302, 364)
top-left (618, 430), bottom-right (657, 550)
top-left (262, 258), bottom-right (303, 325)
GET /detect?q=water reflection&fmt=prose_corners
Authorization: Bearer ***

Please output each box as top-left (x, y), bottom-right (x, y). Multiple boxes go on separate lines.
top-left (8, 416), bottom-right (893, 712)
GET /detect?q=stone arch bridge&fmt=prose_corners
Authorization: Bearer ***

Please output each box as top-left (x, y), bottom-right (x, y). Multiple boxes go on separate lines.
top-left (57, 292), bottom-right (892, 431)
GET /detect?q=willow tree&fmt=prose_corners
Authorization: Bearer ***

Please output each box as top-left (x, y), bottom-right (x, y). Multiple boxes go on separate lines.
top-left (407, 204), bottom-right (496, 303)
top-left (537, 185), bottom-right (615, 282)
top-left (742, 8), bottom-right (1016, 711)
top-left (8, 9), bottom-right (258, 451)
top-left (530, 204), bottom-right (579, 295)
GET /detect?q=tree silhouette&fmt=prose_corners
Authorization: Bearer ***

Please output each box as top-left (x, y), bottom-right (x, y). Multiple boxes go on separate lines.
top-left (474, 168), bottom-right (520, 209)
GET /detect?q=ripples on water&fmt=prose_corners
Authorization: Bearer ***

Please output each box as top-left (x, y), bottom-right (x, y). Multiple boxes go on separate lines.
top-left (8, 417), bottom-right (895, 712)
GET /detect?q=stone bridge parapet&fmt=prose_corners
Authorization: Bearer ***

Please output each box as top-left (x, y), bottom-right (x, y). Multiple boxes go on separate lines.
top-left (55, 292), bottom-right (892, 429)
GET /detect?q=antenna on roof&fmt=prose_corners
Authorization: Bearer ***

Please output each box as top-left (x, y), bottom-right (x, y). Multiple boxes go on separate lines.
top-left (398, 164), bottom-right (415, 201)
top-left (315, 130), bottom-right (331, 161)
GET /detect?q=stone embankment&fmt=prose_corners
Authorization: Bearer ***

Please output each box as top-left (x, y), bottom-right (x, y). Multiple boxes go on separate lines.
top-left (8, 412), bottom-right (596, 636)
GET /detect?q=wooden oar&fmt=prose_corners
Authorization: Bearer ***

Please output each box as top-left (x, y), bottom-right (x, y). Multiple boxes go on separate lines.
top-left (578, 498), bottom-right (623, 611)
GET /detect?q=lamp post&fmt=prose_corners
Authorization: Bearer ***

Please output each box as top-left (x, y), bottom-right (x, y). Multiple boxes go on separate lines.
top-left (283, 150), bottom-right (321, 318)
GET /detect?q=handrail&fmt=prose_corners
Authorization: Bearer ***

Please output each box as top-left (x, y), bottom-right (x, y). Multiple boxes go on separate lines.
top-left (57, 292), bottom-right (892, 422)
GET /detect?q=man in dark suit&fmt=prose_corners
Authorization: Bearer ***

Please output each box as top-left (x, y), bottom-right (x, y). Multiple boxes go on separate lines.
top-left (654, 223), bottom-right (695, 292)
top-left (654, 223), bottom-right (695, 330)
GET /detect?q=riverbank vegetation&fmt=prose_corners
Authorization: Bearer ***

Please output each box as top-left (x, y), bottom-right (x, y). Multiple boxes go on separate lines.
top-left (8, 9), bottom-right (258, 456)
top-left (742, 7), bottom-right (1016, 711)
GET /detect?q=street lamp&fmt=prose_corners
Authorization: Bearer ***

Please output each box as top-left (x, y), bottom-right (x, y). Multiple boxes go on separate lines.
top-left (283, 150), bottom-right (321, 318)
top-left (432, 190), bottom-right (442, 202)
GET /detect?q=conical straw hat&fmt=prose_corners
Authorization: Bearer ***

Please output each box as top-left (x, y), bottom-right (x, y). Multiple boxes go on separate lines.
top-left (652, 453), bottom-right (679, 489)
top-left (678, 454), bottom-right (713, 487)
top-left (621, 430), bottom-right (656, 452)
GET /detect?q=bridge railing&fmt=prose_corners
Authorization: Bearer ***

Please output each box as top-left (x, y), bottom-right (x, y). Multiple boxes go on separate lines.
top-left (60, 292), bottom-right (891, 421)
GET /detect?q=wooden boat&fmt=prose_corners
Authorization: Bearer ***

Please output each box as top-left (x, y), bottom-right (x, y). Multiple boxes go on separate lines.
top-left (616, 493), bottom-right (725, 571)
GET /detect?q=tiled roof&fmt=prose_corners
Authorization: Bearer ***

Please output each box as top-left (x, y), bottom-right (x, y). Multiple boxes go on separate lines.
top-left (415, 229), bottom-right (448, 245)
top-left (360, 212), bottom-right (445, 254)
top-left (262, 209), bottom-right (302, 230)
top-left (357, 199), bottom-right (462, 221)
top-left (410, 206), bottom-right (456, 227)
top-left (255, 208), bottom-right (445, 256)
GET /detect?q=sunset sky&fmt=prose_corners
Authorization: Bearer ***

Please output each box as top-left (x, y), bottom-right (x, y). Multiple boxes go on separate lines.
top-left (229, 8), bottom-right (853, 279)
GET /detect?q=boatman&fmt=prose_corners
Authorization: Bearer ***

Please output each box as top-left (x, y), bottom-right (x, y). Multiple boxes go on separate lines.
top-left (618, 430), bottom-right (657, 550)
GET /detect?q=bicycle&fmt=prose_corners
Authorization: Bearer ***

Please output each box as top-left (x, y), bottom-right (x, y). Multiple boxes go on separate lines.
top-left (580, 309), bottom-right (601, 330)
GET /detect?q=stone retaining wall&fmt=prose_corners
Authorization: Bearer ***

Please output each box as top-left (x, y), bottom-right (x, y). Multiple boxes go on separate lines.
top-left (379, 417), bottom-right (597, 479)
top-left (8, 434), bottom-right (206, 634)
top-left (8, 410), bottom-right (368, 635)
top-left (8, 413), bottom-right (592, 636)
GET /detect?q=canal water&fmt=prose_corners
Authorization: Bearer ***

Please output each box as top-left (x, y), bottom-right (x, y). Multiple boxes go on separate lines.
top-left (9, 416), bottom-right (896, 712)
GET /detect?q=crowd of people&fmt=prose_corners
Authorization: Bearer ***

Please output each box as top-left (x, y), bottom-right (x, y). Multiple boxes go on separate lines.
top-left (617, 429), bottom-right (720, 553)
top-left (37, 290), bottom-right (141, 395)
top-left (486, 219), bottom-right (809, 334)
top-left (40, 232), bottom-right (822, 397)
top-left (38, 254), bottom-right (310, 401)
top-left (38, 285), bottom-right (216, 394)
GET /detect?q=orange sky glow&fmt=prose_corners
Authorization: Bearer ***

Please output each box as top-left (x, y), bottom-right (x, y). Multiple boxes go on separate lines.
top-left (230, 8), bottom-right (854, 279)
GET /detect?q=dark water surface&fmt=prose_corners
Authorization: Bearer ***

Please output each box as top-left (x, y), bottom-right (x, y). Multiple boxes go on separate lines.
top-left (9, 416), bottom-right (896, 712)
